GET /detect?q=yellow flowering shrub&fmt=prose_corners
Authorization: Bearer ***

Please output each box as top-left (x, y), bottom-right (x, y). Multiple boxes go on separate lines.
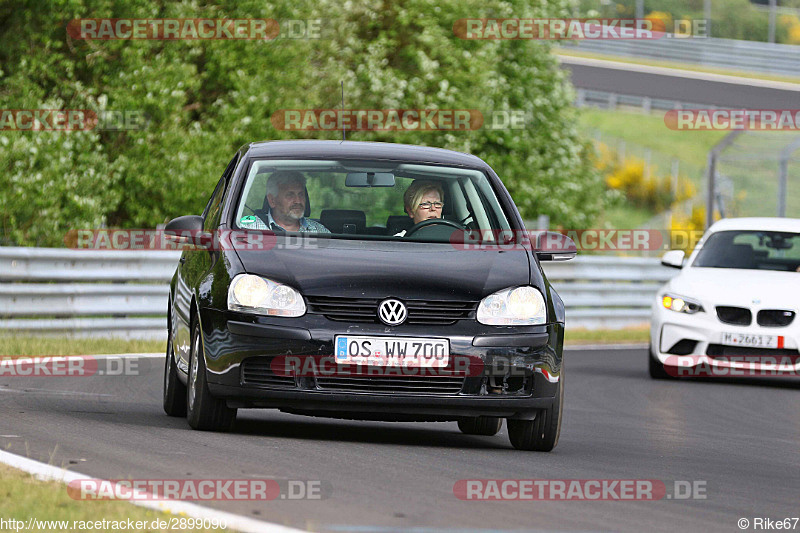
top-left (599, 144), bottom-right (696, 213)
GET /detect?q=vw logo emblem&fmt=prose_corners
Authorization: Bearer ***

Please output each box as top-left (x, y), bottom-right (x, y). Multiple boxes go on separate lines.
top-left (378, 299), bottom-right (407, 326)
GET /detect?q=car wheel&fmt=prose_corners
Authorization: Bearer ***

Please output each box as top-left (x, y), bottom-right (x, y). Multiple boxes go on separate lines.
top-left (186, 319), bottom-right (236, 431)
top-left (648, 348), bottom-right (674, 380)
top-left (457, 416), bottom-right (502, 436)
top-left (507, 365), bottom-right (564, 452)
top-left (163, 322), bottom-right (187, 417)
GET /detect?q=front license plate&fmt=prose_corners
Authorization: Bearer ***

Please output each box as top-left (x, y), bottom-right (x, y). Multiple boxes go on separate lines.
top-left (334, 336), bottom-right (449, 367)
top-left (720, 332), bottom-right (783, 349)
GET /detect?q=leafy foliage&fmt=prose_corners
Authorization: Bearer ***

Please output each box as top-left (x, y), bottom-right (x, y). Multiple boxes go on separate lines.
top-left (0, 0), bottom-right (602, 246)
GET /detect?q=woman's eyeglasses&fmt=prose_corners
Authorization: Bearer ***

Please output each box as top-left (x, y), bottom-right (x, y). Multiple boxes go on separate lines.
top-left (417, 202), bottom-right (443, 210)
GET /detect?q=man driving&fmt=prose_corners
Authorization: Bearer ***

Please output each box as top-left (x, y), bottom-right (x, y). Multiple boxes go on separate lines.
top-left (240, 171), bottom-right (330, 233)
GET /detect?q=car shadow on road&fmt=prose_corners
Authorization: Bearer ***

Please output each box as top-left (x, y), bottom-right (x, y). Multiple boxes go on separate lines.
top-left (677, 375), bottom-right (800, 389)
top-left (231, 414), bottom-right (510, 450)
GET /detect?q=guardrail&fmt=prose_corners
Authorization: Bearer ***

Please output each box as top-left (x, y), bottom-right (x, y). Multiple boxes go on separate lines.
top-left (563, 37), bottom-right (800, 78)
top-left (576, 88), bottom-right (715, 113)
top-left (0, 248), bottom-right (180, 339)
top-left (542, 256), bottom-right (677, 330)
top-left (0, 248), bottom-right (679, 338)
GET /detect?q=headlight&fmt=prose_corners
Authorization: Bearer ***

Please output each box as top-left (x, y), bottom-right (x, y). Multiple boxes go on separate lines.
top-left (477, 286), bottom-right (546, 325)
top-left (661, 293), bottom-right (703, 314)
top-left (228, 274), bottom-right (306, 317)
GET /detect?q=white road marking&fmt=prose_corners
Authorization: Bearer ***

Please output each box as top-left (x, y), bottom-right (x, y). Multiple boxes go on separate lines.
top-left (0, 387), bottom-right (116, 397)
top-left (0, 449), bottom-right (308, 533)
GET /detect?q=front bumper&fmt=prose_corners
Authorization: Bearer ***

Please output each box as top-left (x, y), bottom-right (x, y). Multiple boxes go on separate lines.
top-left (197, 308), bottom-right (564, 419)
top-left (651, 303), bottom-right (800, 374)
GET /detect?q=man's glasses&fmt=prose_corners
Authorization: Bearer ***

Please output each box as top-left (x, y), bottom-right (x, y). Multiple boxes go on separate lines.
top-left (417, 201), bottom-right (444, 210)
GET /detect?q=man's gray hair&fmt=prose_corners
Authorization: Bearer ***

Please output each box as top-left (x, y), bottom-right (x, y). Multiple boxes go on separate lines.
top-left (266, 170), bottom-right (306, 197)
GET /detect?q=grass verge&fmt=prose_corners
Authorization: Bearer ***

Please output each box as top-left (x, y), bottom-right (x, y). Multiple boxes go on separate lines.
top-left (565, 326), bottom-right (650, 345)
top-left (0, 328), bottom-right (650, 359)
top-left (0, 336), bottom-right (164, 357)
top-left (0, 463), bottom-right (229, 532)
top-left (579, 107), bottom-right (726, 170)
top-left (599, 204), bottom-right (658, 230)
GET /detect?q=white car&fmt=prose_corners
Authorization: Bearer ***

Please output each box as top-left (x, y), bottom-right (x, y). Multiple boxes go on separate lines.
top-left (650, 217), bottom-right (800, 379)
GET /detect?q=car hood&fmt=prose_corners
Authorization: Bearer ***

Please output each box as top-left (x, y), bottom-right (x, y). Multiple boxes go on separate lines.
top-left (667, 267), bottom-right (800, 309)
top-left (232, 238), bottom-right (531, 301)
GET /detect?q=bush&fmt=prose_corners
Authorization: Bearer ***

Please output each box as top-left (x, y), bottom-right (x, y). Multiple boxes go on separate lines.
top-left (0, 0), bottom-right (604, 246)
top-left (597, 142), bottom-right (696, 213)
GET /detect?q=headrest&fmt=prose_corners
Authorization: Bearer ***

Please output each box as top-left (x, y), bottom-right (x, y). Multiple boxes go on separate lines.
top-left (320, 210), bottom-right (367, 234)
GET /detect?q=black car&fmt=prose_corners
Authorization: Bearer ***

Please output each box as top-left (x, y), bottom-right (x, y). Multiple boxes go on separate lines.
top-left (163, 140), bottom-right (574, 451)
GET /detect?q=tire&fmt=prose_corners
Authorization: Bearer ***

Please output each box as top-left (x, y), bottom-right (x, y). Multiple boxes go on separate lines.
top-left (457, 416), bottom-right (502, 436)
top-left (186, 318), bottom-right (236, 431)
top-left (507, 365), bottom-right (564, 452)
top-left (163, 322), bottom-right (187, 417)
top-left (648, 348), bottom-right (674, 380)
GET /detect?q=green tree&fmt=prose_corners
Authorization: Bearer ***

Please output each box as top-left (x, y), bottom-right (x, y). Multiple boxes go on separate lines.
top-left (0, 0), bottom-right (603, 246)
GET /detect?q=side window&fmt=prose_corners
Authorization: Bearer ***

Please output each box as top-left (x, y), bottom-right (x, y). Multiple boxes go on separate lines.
top-left (203, 155), bottom-right (239, 231)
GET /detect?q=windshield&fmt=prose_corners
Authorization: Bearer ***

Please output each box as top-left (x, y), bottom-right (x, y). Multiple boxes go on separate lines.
top-left (692, 230), bottom-right (800, 272)
top-left (232, 159), bottom-right (513, 242)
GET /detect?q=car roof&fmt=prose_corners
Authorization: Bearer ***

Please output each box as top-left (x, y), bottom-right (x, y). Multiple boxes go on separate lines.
top-left (708, 217), bottom-right (800, 233)
top-left (242, 140), bottom-right (491, 169)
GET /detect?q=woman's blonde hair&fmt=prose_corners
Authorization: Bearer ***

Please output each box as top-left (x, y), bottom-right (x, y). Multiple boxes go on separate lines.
top-left (403, 180), bottom-right (444, 214)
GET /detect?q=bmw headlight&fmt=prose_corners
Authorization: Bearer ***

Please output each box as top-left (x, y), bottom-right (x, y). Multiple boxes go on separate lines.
top-left (228, 274), bottom-right (306, 317)
top-left (477, 286), bottom-right (546, 325)
top-left (661, 293), bottom-right (703, 314)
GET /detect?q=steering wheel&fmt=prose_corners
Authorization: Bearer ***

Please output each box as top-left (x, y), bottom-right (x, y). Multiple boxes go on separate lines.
top-left (404, 217), bottom-right (465, 237)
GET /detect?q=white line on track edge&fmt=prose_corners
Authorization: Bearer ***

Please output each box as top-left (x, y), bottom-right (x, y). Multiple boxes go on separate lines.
top-left (0, 446), bottom-right (308, 533)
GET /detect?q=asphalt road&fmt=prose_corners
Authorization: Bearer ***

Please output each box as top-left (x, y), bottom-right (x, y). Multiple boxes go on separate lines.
top-left (559, 55), bottom-right (800, 108)
top-left (2, 348), bottom-right (799, 532)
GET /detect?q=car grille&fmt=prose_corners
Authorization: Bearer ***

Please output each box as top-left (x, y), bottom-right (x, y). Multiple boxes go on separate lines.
top-left (706, 344), bottom-right (800, 359)
top-left (756, 309), bottom-right (795, 327)
top-left (716, 306), bottom-right (752, 326)
top-left (315, 372), bottom-right (466, 395)
top-left (241, 357), bottom-right (297, 388)
top-left (306, 296), bottom-right (477, 325)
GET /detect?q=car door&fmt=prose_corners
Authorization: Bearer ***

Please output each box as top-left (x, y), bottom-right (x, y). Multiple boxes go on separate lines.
top-left (173, 154), bottom-right (239, 371)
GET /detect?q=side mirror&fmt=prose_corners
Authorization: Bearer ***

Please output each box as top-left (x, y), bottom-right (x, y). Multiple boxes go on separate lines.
top-left (532, 231), bottom-right (577, 261)
top-left (661, 249), bottom-right (685, 269)
top-left (165, 215), bottom-right (210, 247)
